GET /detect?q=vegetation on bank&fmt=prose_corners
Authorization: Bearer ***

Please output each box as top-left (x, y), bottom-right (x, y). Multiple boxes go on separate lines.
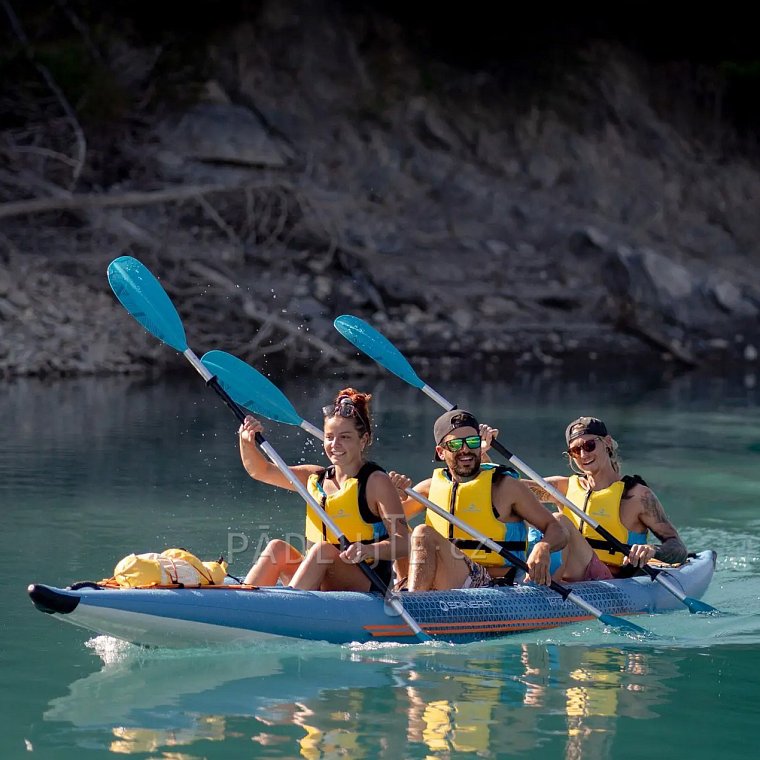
top-left (1, 1), bottom-right (759, 379)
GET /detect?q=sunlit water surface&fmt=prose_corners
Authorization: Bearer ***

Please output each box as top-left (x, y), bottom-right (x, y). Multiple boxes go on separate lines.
top-left (2, 371), bottom-right (759, 759)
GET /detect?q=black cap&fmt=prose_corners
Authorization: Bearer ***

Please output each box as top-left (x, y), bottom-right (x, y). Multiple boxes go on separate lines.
top-left (565, 417), bottom-right (608, 445)
top-left (433, 409), bottom-right (479, 461)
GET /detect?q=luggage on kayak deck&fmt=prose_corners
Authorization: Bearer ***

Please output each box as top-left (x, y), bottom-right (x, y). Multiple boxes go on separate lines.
top-left (105, 548), bottom-right (228, 588)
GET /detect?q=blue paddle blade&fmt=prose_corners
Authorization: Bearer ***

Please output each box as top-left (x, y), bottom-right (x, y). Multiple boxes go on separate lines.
top-left (599, 613), bottom-right (655, 639)
top-left (107, 256), bottom-right (188, 352)
top-left (200, 350), bottom-right (305, 427)
top-left (333, 315), bottom-right (424, 389)
top-left (684, 596), bottom-right (720, 614)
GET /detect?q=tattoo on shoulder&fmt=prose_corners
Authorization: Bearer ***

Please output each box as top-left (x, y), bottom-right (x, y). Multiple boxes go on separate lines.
top-left (642, 489), bottom-right (667, 521)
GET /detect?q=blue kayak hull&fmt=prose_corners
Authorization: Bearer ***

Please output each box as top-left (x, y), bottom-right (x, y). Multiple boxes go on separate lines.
top-left (28, 550), bottom-right (716, 646)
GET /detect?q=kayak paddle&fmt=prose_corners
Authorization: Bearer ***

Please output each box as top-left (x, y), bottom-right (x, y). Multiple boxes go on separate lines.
top-left (106, 256), bottom-right (432, 642)
top-left (205, 348), bottom-right (654, 637)
top-left (333, 314), bottom-right (719, 615)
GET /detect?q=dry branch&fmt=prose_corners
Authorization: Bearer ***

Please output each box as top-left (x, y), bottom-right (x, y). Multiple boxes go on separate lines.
top-left (0, 182), bottom-right (263, 220)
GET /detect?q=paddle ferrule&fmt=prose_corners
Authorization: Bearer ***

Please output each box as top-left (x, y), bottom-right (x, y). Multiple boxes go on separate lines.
top-left (184, 348), bottom-right (214, 382)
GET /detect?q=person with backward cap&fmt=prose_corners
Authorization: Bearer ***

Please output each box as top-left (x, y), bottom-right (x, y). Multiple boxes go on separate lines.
top-left (481, 416), bottom-right (688, 581)
top-left (388, 409), bottom-right (568, 591)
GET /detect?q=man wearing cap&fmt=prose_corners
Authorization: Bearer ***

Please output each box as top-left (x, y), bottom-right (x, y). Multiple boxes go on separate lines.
top-left (388, 410), bottom-right (567, 591)
top-left (513, 416), bottom-right (687, 581)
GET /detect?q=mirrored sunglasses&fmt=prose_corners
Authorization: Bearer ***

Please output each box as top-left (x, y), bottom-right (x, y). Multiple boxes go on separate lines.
top-left (441, 435), bottom-right (481, 452)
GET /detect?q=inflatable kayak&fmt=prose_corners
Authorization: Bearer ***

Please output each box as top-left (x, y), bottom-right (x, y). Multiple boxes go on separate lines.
top-left (28, 550), bottom-right (716, 646)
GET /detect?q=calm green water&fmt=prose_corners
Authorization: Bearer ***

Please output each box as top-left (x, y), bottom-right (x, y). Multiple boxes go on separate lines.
top-left (3, 371), bottom-right (760, 759)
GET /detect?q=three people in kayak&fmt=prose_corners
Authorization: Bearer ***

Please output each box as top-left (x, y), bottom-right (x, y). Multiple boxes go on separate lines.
top-left (239, 393), bottom-right (687, 591)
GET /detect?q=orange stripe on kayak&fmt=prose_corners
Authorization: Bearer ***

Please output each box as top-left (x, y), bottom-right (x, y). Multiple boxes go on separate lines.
top-left (364, 615), bottom-right (596, 637)
top-left (366, 615), bottom-right (593, 631)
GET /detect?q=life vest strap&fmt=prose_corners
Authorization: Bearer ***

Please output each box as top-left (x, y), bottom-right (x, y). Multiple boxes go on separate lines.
top-left (451, 538), bottom-right (527, 553)
top-left (323, 538), bottom-right (377, 547)
top-left (586, 538), bottom-right (622, 555)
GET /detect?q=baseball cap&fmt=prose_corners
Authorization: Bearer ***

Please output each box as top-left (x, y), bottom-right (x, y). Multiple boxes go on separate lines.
top-left (433, 409), bottom-right (480, 460)
top-left (565, 417), bottom-right (608, 445)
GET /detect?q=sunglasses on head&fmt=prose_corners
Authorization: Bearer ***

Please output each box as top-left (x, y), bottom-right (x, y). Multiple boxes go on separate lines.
top-left (567, 437), bottom-right (601, 457)
top-left (322, 398), bottom-right (356, 418)
top-left (322, 398), bottom-right (367, 431)
top-left (441, 435), bottom-right (481, 452)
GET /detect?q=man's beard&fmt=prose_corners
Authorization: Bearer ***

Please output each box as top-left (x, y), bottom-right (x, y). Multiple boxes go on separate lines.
top-left (450, 454), bottom-right (480, 478)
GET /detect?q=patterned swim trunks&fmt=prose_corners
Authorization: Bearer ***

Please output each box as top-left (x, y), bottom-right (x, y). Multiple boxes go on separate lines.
top-left (461, 554), bottom-right (492, 589)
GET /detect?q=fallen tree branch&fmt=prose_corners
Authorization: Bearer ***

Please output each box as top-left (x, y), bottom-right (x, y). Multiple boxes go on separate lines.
top-left (0, 182), bottom-right (269, 220)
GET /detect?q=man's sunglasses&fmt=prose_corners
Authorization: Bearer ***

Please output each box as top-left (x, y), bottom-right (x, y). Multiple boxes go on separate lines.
top-left (440, 435), bottom-right (482, 452)
top-left (567, 437), bottom-right (601, 457)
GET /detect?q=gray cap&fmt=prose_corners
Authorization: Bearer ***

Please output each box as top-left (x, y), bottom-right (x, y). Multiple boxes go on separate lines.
top-left (433, 409), bottom-right (479, 461)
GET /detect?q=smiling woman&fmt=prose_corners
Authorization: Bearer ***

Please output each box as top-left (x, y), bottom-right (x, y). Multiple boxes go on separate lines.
top-left (238, 388), bottom-right (410, 591)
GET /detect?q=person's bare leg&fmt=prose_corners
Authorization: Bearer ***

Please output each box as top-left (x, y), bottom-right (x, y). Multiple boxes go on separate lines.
top-left (408, 524), bottom-right (471, 591)
top-left (551, 513), bottom-right (595, 582)
top-left (244, 539), bottom-right (303, 585)
top-left (290, 541), bottom-right (371, 591)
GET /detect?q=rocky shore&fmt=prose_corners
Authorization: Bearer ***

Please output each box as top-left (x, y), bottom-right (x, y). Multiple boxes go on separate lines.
top-left (2, 2), bottom-right (759, 381)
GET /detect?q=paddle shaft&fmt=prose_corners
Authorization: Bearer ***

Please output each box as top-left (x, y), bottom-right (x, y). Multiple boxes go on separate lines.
top-left (197, 364), bottom-right (431, 632)
top-left (202, 366), bottom-right (434, 634)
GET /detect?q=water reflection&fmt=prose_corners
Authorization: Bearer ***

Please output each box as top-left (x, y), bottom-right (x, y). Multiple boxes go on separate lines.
top-left (385, 645), bottom-right (678, 759)
top-left (45, 640), bottom-right (681, 758)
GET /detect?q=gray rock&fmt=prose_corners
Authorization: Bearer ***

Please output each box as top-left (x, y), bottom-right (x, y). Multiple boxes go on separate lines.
top-left (156, 102), bottom-right (287, 168)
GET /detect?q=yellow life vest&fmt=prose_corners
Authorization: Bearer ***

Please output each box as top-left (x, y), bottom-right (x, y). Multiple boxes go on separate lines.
top-left (426, 464), bottom-right (527, 567)
top-left (305, 462), bottom-right (388, 545)
top-left (563, 475), bottom-right (648, 567)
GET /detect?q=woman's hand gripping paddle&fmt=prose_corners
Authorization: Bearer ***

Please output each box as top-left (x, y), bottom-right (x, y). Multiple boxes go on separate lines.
top-left (106, 258), bottom-right (431, 642)
top-left (333, 314), bottom-right (718, 615)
